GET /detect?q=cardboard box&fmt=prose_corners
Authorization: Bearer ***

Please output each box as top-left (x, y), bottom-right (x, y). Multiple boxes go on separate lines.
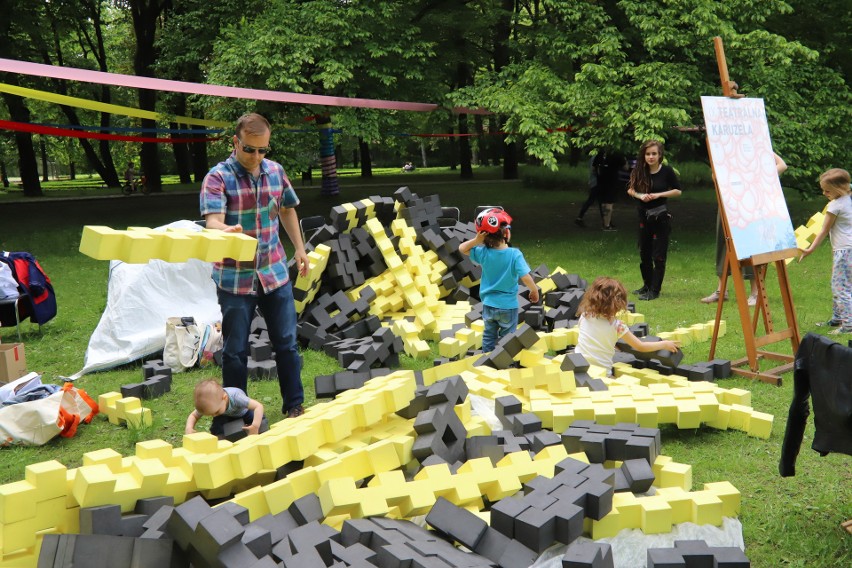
top-left (0, 343), bottom-right (26, 384)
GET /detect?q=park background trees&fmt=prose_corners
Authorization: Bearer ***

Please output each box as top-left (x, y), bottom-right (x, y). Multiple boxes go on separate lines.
top-left (0, 0), bottom-right (849, 196)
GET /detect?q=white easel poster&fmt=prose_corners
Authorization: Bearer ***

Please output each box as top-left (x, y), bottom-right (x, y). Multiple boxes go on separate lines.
top-left (700, 96), bottom-right (796, 260)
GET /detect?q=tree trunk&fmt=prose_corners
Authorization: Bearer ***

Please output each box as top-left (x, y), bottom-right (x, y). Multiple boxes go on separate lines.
top-left (69, 162), bottom-right (76, 181)
top-left (315, 115), bottom-right (340, 196)
top-left (40, 139), bottom-right (49, 182)
top-left (191, 135), bottom-right (209, 184)
top-left (420, 140), bottom-right (428, 169)
top-left (169, 96), bottom-right (192, 184)
top-left (474, 114), bottom-right (485, 166)
top-left (359, 138), bottom-right (372, 178)
top-left (495, 0), bottom-right (518, 179)
top-left (457, 114), bottom-right (473, 179)
top-left (2, 93), bottom-right (41, 197)
top-left (1, 163), bottom-right (9, 188)
top-left (130, 0), bottom-right (165, 193)
top-left (501, 115), bottom-right (519, 179)
top-left (171, 122), bottom-right (192, 184)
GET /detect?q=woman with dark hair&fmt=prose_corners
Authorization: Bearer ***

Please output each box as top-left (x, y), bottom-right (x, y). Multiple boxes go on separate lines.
top-left (626, 140), bottom-right (681, 300)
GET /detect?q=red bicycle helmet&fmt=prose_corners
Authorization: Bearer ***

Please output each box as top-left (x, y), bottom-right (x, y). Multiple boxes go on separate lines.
top-left (475, 207), bottom-right (512, 234)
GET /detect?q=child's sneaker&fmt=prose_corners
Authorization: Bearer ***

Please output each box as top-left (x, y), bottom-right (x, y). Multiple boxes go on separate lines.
top-left (828, 328), bottom-right (852, 335)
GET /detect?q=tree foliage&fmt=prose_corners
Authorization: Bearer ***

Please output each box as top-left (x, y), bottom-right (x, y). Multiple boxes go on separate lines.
top-left (449, 0), bottom-right (850, 189)
top-left (0, 0), bottom-right (849, 192)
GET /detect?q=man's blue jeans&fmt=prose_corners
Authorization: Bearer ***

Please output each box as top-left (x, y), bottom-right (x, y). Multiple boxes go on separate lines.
top-left (481, 305), bottom-right (518, 352)
top-left (218, 283), bottom-right (304, 413)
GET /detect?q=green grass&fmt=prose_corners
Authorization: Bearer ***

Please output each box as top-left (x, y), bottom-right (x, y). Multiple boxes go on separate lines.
top-left (0, 164), bottom-right (849, 567)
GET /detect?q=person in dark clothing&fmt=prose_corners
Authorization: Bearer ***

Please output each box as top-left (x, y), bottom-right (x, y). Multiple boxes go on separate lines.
top-left (597, 151), bottom-right (628, 232)
top-left (575, 151), bottom-right (604, 228)
top-left (626, 140), bottom-right (681, 300)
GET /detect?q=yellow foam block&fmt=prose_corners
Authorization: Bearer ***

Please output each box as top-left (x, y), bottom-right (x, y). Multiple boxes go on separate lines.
top-left (721, 388), bottom-right (751, 407)
top-left (705, 403), bottom-right (731, 430)
top-left (0, 480), bottom-right (36, 524)
top-left (704, 481), bottom-right (741, 517)
top-left (156, 231), bottom-right (198, 262)
top-left (654, 396), bottom-right (678, 423)
top-left (121, 231), bottom-right (162, 263)
top-left (128, 458), bottom-right (170, 495)
top-left (192, 452), bottom-right (236, 490)
top-left (654, 458), bottom-right (692, 491)
top-left (593, 404), bottom-right (617, 425)
top-left (114, 397), bottom-right (141, 420)
top-left (613, 492), bottom-right (640, 527)
top-left (254, 434), bottom-right (293, 470)
top-left (79, 226), bottom-right (126, 260)
top-left (675, 401), bottom-right (702, 429)
top-left (97, 392), bottom-right (123, 425)
top-left (230, 444), bottom-right (264, 479)
top-left (182, 432), bottom-right (220, 454)
top-left (694, 393), bottom-right (720, 422)
top-left (1, 517), bottom-right (38, 553)
top-left (82, 448), bottom-right (123, 470)
top-left (286, 424), bottom-right (324, 460)
top-left (220, 231), bottom-right (258, 261)
top-left (656, 487), bottom-right (693, 524)
top-left (24, 461), bottom-right (67, 503)
top-left (590, 506), bottom-right (623, 539)
top-left (125, 407), bottom-right (152, 429)
top-left (640, 495), bottom-right (673, 534)
top-left (690, 490), bottom-right (723, 525)
top-left (635, 404), bottom-right (659, 428)
top-left (728, 404), bottom-right (753, 431)
top-left (747, 411), bottom-right (773, 439)
top-left (71, 464), bottom-right (118, 508)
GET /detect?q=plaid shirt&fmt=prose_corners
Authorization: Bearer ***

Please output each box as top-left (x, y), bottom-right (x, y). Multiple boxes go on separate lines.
top-left (200, 153), bottom-right (300, 295)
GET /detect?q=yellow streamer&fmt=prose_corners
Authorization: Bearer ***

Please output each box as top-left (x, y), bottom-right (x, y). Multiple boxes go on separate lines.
top-left (0, 82), bottom-right (229, 128)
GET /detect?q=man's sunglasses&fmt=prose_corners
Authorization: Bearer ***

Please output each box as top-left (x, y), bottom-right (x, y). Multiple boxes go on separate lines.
top-left (236, 136), bottom-right (271, 155)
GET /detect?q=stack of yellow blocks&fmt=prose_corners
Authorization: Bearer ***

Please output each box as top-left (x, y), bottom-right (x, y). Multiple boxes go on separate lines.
top-left (293, 244), bottom-right (332, 314)
top-left (79, 226), bottom-right (257, 264)
top-left (788, 209), bottom-right (826, 264)
top-left (97, 392), bottom-right (152, 429)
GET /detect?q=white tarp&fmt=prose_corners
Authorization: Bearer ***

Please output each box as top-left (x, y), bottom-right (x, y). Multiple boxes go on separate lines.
top-left (70, 220), bottom-right (222, 379)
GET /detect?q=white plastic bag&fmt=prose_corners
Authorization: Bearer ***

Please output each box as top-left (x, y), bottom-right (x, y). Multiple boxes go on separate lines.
top-left (163, 316), bottom-right (202, 373)
top-left (3, 383), bottom-right (99, 446)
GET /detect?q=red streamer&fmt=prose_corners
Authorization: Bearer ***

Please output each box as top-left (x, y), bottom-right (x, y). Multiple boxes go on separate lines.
top-left (0, 119), bottom-right (221, 143)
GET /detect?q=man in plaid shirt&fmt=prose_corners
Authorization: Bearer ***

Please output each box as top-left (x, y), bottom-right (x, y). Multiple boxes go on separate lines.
top-left (200, 113), bottom-right (310, 418)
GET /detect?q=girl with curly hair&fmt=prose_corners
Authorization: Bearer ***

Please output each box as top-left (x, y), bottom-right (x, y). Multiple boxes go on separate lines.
top-left (575, 276), bottom-right (680, 374)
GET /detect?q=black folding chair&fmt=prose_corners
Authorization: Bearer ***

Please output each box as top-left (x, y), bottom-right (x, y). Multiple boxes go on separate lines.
top-left (300, 215), bottom-right (326, 242)
top-left (438, 206), bottom-right (460, 227)
top-left (0, 292), bottom-right (28, 342)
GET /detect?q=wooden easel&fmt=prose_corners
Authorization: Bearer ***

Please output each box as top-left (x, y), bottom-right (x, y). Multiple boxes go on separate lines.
top-left (706, 37), bottom-right (801, 386)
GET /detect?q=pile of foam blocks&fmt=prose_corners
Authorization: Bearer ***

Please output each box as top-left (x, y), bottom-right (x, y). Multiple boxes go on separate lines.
top-left (2, 188), bottom-right (764, 567)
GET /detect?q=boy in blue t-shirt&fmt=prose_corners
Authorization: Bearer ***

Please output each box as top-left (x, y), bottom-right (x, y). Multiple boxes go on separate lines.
top-left (185, 379), bottom-right (268, 437)
top-left (460, 208), bottom-right (539, 351)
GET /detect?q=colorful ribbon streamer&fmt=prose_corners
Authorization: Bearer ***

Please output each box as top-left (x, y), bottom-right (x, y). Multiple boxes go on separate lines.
top-left (0, 82), bottom-right (229, 127)
top-left (0, 57), bottom-right (489, 114)
top-left (0, 119), bottom-right (221, 144)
